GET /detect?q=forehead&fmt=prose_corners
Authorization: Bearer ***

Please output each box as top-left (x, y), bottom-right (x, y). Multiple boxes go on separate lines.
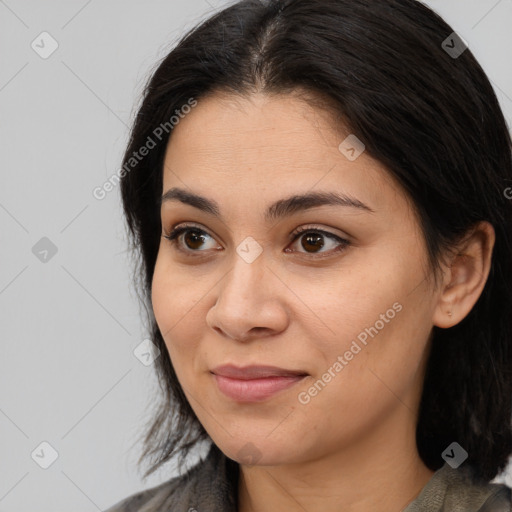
top-left (164, 91), bottom-right (344, 160)
top-left (161, 91), bottom-right (407, 215)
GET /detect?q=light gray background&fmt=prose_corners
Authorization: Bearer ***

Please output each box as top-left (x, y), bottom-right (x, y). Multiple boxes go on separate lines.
top-left (1, 1), bottom-right (511, 510)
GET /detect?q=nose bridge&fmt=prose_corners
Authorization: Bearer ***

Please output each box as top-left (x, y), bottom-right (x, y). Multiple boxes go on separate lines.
top-left (222, 240), bottom-right (268, 302)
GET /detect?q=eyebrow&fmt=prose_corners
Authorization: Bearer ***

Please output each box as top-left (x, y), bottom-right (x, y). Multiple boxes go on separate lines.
top-left (160, 187), bottom-right (375, 222)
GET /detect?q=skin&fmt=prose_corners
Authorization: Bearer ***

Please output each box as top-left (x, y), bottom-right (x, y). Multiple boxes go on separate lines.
top-left (151, 90), bottom-right (495, 512)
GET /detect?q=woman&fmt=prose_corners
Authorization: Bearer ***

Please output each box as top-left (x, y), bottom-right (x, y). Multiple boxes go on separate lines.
top-left (105, 0), bottom-right (512, 510)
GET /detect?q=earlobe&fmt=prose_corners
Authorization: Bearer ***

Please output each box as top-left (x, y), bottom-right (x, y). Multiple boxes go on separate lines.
top-left (432, 221), bottom-right (495, 329)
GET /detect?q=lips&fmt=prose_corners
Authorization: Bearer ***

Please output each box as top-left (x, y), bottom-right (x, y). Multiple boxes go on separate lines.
top-left (211, 364), bottom-right (308, 380)
top-left (210, 364), bottom-right (308, 402)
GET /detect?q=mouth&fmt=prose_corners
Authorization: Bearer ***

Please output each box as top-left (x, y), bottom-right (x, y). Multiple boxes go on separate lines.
top-left (210, 364), bottom-right (309, 402)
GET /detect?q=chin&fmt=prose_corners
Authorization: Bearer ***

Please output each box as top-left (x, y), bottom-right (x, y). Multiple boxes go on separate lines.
top-left (215, 435), bottom-right (301, 467)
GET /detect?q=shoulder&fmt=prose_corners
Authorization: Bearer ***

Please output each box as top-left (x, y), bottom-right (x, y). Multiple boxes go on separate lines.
top-left (405, 462), bottom-right (511, 512)
top-left (444, 464), bottom-right (511, 512)
top-left (103, 475), bottom-right (181, 512)
top-left (103, 444), bottom-right (238, 512)
top-left (477, 486), bottom-right (512, 512)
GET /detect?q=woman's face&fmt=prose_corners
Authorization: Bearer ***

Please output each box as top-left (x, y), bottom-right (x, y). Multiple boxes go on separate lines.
top-left (152, 91), bottom-right (441, 466)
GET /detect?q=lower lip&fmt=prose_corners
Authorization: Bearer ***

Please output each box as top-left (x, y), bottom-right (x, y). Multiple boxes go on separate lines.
top-left (213, 374), bottom-right (307, 402)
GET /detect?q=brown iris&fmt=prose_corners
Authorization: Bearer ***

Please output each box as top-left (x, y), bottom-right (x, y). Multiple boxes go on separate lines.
top-left (184, 230), bottom-right (208, 250)
top-left (300, 232), bottom-right (325, 253)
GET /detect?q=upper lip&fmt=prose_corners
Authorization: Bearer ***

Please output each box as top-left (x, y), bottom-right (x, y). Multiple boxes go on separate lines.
top-left (211, 364), bottom-right (308, 380)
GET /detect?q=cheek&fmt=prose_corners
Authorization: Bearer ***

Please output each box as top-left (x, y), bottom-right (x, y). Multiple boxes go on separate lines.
top-left (300, 248), bottom-right (432, 374)
top-left (292, 263), bottom-right (398, 344)
top-left (151, 254), bottom-right (206, 358)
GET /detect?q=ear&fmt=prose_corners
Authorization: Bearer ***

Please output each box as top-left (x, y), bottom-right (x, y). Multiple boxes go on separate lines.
top-left (432, 221), bottom-right (495, 329)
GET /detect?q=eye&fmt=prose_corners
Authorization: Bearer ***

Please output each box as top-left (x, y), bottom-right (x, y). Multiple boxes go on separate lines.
top-left (286, 225), bottom-right (350, 258)
top-left (162, 223), bottom-right (350, 258)
top-left (162, 223), bottom-right (219, 255)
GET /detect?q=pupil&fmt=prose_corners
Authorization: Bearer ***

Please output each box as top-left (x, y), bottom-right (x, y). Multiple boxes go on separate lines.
top-left (302, 233), bottom-right (324, 252)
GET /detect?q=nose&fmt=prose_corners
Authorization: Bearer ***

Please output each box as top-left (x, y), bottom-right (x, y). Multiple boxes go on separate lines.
top-left (205, 251), bottom-right (289, 342)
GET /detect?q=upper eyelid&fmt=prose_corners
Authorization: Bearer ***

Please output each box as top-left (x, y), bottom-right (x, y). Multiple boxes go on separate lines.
top-left (167, 222), bottom-right (218, 240)
top-left (166, 222), bottom-right (348, 240)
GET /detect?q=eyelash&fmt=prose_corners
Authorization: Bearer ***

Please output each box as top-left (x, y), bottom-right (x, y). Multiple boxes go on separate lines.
top-left (162, 222), bottom-right (350, 259)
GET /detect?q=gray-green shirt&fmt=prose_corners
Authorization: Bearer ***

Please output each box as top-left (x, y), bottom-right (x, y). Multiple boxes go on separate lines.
top-left (104, 444), bottom-right (511, 511)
